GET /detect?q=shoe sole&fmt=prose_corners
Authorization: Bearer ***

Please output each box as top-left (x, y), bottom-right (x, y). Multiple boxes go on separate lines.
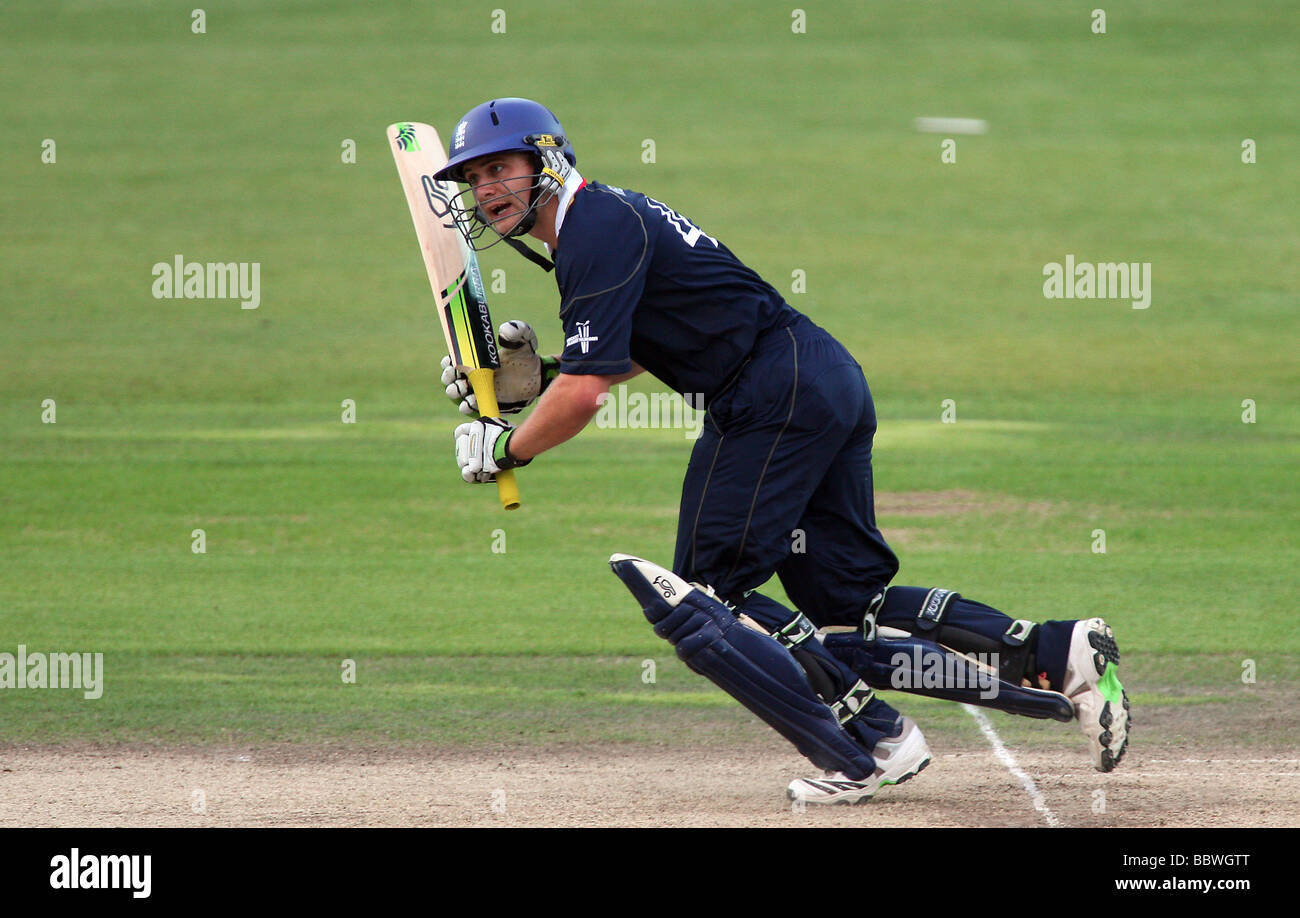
top-left (1088, 625), bottom-right (1130, 773)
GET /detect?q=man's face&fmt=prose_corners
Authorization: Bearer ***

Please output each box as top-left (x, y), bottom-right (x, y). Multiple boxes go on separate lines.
top-left (462, 152), bottom-right (536, 237)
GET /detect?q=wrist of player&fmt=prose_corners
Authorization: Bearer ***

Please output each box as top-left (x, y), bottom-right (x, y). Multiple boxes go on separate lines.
top-left (492, 425), bottom-right (533, 471)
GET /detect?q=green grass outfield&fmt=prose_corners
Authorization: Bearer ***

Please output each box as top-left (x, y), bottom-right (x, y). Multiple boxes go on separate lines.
top-left (1, 1), bottom-right (1295, 750)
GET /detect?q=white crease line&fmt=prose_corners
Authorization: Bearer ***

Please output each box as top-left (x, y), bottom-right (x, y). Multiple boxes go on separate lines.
top-left (961, 704), bottom-right (1060, 827)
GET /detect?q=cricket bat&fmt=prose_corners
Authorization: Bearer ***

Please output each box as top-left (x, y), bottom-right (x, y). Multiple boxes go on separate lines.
top-left (387, 121), bottom-right (521, 511)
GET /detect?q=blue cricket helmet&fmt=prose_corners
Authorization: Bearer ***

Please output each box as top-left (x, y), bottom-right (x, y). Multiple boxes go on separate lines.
top-left (433, 98), bottom-right (576, 183)
top-left (432, 98), bottom-right (577, 257)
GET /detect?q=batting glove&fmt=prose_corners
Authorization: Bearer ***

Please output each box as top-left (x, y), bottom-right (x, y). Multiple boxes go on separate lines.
top-left (441, 320), bottom-right (561, 416)
top-left (454, 417), bottom-right (532, 483)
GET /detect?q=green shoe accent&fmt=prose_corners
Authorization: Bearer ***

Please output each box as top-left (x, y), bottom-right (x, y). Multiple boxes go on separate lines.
top-left (1098, 664), bottom-right (1124, 705)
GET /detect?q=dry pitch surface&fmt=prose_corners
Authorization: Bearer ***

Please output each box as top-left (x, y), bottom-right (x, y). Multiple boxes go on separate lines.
top-left (2, 745), bottom-right (1296, 828)
top-left (4, 689), bottom-right (1296, 827)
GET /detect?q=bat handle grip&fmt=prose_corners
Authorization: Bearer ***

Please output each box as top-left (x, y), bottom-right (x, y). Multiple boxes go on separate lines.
top-left (466, 368), bottom-right (522, 511)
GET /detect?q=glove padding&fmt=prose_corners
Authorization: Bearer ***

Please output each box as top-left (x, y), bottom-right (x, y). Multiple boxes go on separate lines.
top-left (441, 320), bottom-right (554, 416)
top-left (454, 417), bottom-right (531, 483)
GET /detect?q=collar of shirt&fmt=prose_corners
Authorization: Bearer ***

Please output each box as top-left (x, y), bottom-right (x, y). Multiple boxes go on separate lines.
top-left (547, 168), bottom-right (587, 252)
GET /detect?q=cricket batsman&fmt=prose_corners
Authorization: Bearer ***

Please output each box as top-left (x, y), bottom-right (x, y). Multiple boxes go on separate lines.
top-left (438, 98), bottom-right (1130, 804)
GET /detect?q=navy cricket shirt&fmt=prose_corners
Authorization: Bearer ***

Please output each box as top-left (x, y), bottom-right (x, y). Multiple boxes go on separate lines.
top-left (553, 180), bottom-right (799, 407)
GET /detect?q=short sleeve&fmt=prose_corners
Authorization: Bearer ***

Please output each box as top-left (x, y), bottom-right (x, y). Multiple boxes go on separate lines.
top-left (554, 189), bottom-right (652, 376)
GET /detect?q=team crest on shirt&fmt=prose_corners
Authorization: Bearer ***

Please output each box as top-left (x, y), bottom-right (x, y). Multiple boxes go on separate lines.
top-left (566, 321), bottom-right (599, 354)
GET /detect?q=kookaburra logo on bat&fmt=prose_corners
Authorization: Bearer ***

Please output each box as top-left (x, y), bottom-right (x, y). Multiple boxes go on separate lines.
top-left (393, 123), bottom-right (421, 152)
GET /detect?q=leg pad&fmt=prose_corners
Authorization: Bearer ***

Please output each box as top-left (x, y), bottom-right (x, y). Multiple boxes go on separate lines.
top-left (610, 555), bottom-right (878, 779)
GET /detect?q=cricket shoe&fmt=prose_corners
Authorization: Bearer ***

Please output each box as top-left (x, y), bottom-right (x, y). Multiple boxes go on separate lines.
top-left (1063, 617), bottom-right (1130, 772)
top-left (787, 716), bottom-right (931, 805)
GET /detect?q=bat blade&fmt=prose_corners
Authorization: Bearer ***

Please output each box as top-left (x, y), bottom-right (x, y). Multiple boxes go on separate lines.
top-left (387, 121), bottom-right (520, 511)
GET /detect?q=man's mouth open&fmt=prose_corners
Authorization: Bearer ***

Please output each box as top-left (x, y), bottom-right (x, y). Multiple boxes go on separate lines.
top-left (486, 198), bottom-right (517, 222)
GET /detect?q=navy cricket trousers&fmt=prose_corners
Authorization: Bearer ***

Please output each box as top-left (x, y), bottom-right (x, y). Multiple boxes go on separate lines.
top-left (673, 314), bottom-right (899, 628)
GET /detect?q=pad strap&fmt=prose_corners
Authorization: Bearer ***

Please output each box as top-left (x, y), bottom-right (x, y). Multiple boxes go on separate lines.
top-left (878, 586), bottom-right (1040, 685)
top-left (913, 588), bottom-right (960, 632)
top-left (771, 612), bottom-right (817, 650)
top-left (830, 679), bottom-right (877, 725)
top-left (773, 612), bottom-right (887, 734)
